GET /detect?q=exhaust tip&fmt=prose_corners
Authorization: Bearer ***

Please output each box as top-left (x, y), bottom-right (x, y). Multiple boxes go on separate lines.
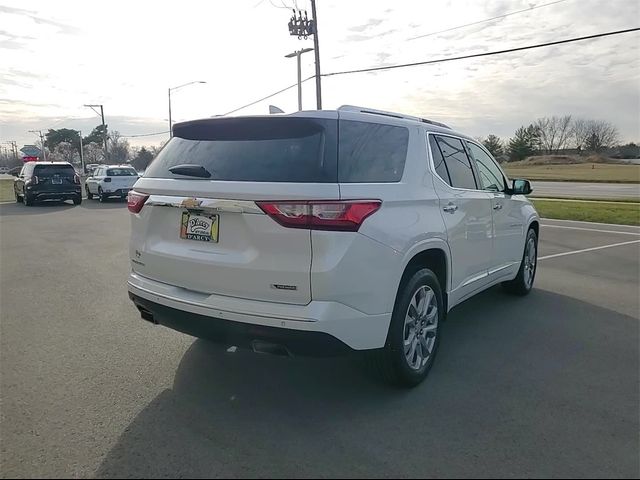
top-left (137, 306), bottom-right (158, 325)
top-left (251, 340), bottom-right (292, 358)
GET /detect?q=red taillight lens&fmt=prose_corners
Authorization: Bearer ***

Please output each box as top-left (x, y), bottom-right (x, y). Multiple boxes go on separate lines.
top-left (257, 200), bottom-right (381, 232)
top-left (73, 174), bottom-right (80, 184)
top-left (127, 191), bottom-right (149, 214)
top-left (31, 175), bottom-right (39, 185)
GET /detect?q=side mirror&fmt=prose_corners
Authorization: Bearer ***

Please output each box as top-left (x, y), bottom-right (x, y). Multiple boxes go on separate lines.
top-left (509, 179), bottom-right (532, 195)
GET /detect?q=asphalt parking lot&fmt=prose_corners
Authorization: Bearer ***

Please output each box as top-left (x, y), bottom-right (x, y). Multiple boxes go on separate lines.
top-left (0, 201), bottom-right (638, 478)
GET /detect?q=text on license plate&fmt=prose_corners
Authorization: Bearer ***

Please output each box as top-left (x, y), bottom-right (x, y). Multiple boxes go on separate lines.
top-left (180, 212), bottom-right (219, 242)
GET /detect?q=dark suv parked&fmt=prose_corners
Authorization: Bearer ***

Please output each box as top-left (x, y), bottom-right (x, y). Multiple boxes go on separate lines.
top-left (14, 162), bottom-right (82, 206)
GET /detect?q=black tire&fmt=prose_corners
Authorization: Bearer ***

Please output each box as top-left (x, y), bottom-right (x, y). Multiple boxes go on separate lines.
top-left (367, 268), bottom-right (444, 388)
top-left (73, 195), bottom-right (82, 205)
top-left (98, 187), bottom-right (107, 203)
top-left (15, 191), bottom-right (23, 203)
top-left (24, 193), bottom-right (34, 206)
top-left (86, 186), bottom-right (93, 200)
top-left (503, 228), bottom-right (538, 296)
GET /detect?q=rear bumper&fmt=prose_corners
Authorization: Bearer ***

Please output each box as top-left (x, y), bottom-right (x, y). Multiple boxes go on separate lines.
top-left (129, 293), bottom-right (352, 356)
top-left (29, 188), bottom-right (81, 199)
top-left (102, 188), bottom-right (131, 197)
top-left (127, 271), bottom-right (392, 353)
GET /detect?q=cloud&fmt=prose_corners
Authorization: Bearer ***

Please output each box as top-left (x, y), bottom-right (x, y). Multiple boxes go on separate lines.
top-left (0, 5), bottom-right (80, 35)
top-left (345, 28), bottom-right (398, 42)
top-left (348, 18), bottom-right (384, 33)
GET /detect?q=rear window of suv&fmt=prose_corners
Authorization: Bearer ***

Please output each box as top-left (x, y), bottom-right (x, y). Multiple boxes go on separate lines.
top-left (33, 164), bottom-right (75, 176)
top-left (145, 117), bottom-right (338, 183)
top-left (107, 168), bottom-right (137, 176)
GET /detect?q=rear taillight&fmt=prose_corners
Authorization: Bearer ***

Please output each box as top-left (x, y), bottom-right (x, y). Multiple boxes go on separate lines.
top-left (73, 175), bottom-right (80, 184)
top-left (127, 191), bottom-right (149, 213)
top-left (257, 200), bottom-right (381, 232)
top-left (29, 175), bottom-right (39, 185)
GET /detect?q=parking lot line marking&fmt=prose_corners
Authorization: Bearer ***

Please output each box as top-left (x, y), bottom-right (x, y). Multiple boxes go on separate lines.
top-left (541, 218), bottom-right (640, 228)
top-left (541, 225), bottom-right (640, 236)
top-left (539, 239), bottom-right (640, 261)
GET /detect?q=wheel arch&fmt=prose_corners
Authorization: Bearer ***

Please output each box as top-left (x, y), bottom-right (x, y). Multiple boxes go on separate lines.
top-left (398, 242), bottom-right (450, 314)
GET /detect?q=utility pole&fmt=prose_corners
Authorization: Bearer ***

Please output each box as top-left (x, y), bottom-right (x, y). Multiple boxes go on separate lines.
top-left (288, 1), bottom-right (322, 109)
top-left (84, 104), bottom-right (108, 162)
top-left (28, 130), bottom-right (48, 161)
top-left (79, 130), bottom-right (85, 173)
top-left (285, 48), bottom-right (314, 111)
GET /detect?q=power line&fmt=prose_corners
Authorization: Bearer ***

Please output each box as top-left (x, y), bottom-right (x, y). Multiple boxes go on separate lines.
top-left (121, 131), bottom-right (170, 138)
top-left (221, 27), bottom-right (639, 116)
top-left (322, 27), bottom-right (640, 77)
top-left (222, 76), bottom-right (314, 115)
top-left (407, 0), bottom-right (572, 41)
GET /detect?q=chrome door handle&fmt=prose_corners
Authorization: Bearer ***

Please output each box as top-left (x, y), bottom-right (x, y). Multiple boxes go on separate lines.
top-left (493, 203), bottom-right (503, 210)
top-left (443, 203), bottom-right (458, 214)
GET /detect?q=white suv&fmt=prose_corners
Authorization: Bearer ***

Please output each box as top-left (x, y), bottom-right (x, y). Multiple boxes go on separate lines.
top-left (86, 165), bottom-right (139, 202)
top-left (127, 106), bottom-right (539, 386)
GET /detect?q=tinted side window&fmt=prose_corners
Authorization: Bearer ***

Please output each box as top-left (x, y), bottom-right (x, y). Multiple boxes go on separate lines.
top-left (339, 121), bottom-right (409, 182)
top-left (429, 135), bottom-right (451, 185)
top-left (434, 136), bottom-right (477, 190)
top-left (467, 142), bottom-right (505, 192)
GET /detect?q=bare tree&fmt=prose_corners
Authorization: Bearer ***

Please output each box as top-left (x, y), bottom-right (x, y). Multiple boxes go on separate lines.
top-left (54, 141), bottom-right (76, 164)
top-left (584, 120), bottom-right (619, 153)
top-left (571, 118), bottom-right (619, 153)
top-left (108, 131), bottom-right (131, 164)
top-left (571, 118), bottom-right (589, 152)
top-left (84, 142), bottom-right (104, 164)
top-left (535, 115), bottom-right (572, 154)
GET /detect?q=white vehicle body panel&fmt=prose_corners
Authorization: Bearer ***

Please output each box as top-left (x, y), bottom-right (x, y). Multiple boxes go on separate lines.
top-left (128, 108), bottom-right (539, 351)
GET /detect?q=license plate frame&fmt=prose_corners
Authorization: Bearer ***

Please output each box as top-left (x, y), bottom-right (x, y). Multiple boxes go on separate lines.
top-left (52, 177), bottom-right (63, 185)
top-left (180, 212), bottom-right (219, 243)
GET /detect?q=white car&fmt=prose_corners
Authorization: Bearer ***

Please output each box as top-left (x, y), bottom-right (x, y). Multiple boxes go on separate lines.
top-left (86, 165), bottom-right (139, 202)
top-left (127, 106), bottom-right (539, 386)
top-left (0, 166), bottom-right (9, 174)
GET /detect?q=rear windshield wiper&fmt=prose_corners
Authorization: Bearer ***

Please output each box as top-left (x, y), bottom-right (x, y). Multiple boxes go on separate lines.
top-left (168, 164), bottom-right (212, 178)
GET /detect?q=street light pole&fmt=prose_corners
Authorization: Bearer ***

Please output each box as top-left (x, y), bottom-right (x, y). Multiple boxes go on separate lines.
top-left (285, 48), bottom-right (314, 111)
top-left (168, 88), bottom-right (172, 138)
top-left (168, 81), bottom-right (206, 138)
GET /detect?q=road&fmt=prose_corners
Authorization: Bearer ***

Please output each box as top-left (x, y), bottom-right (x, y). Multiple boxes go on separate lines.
top-left (532, 180), bottom-right (640, 199)
top-left (0, 201), bottom-right (638, 478)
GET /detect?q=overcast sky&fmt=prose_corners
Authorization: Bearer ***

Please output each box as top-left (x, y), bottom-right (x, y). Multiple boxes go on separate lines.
top-left (1, 0), bottom-right (638, 149)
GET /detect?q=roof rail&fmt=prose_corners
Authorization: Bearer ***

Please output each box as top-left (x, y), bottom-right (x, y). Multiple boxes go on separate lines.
top-left (338, 105), bottom-right (451, 129)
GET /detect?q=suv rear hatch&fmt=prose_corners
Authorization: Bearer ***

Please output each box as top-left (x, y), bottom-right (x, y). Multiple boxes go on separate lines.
top-left (130, 114), bottom-right (339, 305)
top-left (33, 164), bottom-right (77, 189)
top-left (105, 167), bottom-right (139, 191)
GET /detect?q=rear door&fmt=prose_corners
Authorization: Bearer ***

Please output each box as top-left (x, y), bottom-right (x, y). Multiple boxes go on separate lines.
top-left (428, 134), bottom-right (494, 303)
top-left (33, 164), bottom-right (76, 190)
top-left (106, 167), bottom-right (138, 192)
top-left (466, 141), bottom-right (524, 277)
top-left (130, 114), bottom-right (339, 305)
